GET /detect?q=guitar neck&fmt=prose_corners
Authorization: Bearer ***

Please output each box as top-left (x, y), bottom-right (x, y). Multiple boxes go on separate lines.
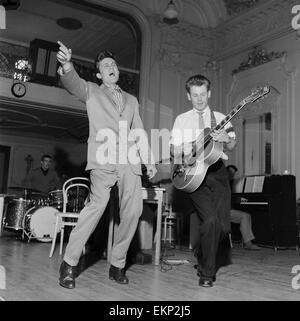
top-left (193, 86), bottom-right (269, 149)
top-left (204, 101), bottom-right (245, 144)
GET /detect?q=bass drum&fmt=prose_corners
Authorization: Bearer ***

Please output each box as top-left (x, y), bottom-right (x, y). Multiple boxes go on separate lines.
top-left (24, 206), bottom-right (57, 242)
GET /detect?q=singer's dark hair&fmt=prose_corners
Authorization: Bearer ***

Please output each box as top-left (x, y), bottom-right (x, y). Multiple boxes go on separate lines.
top-left (95, 50), bottom-right (116, 68)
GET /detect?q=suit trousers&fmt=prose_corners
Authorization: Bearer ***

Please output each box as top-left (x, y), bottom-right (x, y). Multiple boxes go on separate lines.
top-left (188, 161), bottom-right (231, 278)
top-left (63, 166), bottom-right (142, 268)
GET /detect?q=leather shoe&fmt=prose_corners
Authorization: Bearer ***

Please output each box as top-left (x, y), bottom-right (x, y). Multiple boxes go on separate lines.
top-left (199, 277), bottom-right (213, 287)
top-left (109, 265), bottom-right (129, 284)
top-left (59, 261), bottom-right (76, 289)
top-left (197, 273), bottom-right (216, 282)
top-left (194, 265), bottom-right (216, 282)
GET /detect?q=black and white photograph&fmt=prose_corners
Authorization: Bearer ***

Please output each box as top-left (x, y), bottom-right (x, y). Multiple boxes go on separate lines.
top-left (0, 0), bottom-right (300, 307)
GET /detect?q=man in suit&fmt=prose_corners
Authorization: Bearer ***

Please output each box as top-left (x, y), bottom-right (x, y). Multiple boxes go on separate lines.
top-left (56, 41), bottom-right (157, 289)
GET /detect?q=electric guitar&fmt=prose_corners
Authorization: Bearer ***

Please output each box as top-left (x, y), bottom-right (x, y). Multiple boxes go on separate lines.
top-left (171, 86), bottom-right (270, 193)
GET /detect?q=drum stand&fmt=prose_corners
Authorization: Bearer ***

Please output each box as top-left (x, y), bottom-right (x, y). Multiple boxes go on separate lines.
top-left (22, 227), bottom-right (32, 243)
top-left (21, 222), bottom-right (51, 243)
top-left (21, 209), bottom-right (36, 243)
top-left (22, 213), bottom-right (31, 242)
top-left (22, 225), bottom-right (52, 243)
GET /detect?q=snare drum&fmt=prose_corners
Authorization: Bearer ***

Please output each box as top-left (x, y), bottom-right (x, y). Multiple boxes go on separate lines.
top-left (49, 190), bottom-right (63, 209)
top-left (23, 206), bottom-right (57, 242)
top-left (4, 198), bottom-right (32, 230)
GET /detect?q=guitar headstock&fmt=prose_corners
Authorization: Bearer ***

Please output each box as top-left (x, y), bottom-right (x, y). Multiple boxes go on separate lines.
top-left (243, 86), bottom-right (270, 105)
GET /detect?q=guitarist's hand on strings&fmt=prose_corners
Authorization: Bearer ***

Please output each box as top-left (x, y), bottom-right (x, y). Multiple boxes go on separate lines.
top-left (210, 128), bottom-right (237, 162)
top-left (210, 129), bottom-right (230, 143)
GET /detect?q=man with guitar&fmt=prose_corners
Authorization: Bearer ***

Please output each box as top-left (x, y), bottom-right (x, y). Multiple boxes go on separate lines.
top-left (170, 74), bottom-right (236, 287)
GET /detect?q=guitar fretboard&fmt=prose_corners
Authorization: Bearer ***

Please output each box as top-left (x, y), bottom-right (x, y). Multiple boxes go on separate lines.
top-left (203, 101), bottom-right (245, 144)
top-left (191, 86), bottom-right (269, 151)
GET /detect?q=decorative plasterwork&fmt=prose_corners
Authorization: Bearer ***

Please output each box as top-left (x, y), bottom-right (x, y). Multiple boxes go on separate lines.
top-left (223, 0), bottom-right (261, 16)
top-left (227, 56), bottom-right (297, 175)
top-left (213, 0), bottom-right (297, 58)
top-left (232, 46), bottom-right (286, 75)
top-left (127, 0), bottom-right (228, 28)
top-left (157, 19), bottom-right (214, 57)
top-left (151, 17), bottom-right (215, 75)
top-left (152, 0), bottom-right (294, 69)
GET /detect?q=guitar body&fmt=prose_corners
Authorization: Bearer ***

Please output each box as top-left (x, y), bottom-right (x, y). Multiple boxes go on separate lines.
top-left (171, 134), bottom-right (224, 193)
top-left (170, 85), bottom-right (270, 193)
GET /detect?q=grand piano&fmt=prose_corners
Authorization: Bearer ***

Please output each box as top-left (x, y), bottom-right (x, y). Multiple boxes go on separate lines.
top-left (232, 174), bottom-right (298, 250)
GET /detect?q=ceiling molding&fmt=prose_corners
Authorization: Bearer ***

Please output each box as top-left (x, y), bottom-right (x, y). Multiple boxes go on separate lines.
top-left (149, 0), bottom-right (294, 63)
top-left (125, 0), bottom-right (228, 28)
top-left (223, 0), bottom-right (261, 16)
top-left (157, 17), bottom-right (214, 56)
top-left (213, 0), bottom-right (295, 59)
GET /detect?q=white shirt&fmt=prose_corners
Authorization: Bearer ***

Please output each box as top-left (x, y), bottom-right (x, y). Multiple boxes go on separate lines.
top-left (170, 106), bottom-right (235, 145)
top-left (170, 106), bottom-right (236, 160)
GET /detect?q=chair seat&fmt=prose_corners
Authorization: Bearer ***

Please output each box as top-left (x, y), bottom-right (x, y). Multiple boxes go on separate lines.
top-left (60, 212), bottom-right (81, 219)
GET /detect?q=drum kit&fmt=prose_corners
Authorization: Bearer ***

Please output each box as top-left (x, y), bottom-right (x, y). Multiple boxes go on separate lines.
top-left (1, 186), bottom-right (64, 242)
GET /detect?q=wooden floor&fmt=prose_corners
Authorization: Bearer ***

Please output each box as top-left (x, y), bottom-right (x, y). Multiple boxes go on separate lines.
top-left (0, 231), bottom-right (299, 301)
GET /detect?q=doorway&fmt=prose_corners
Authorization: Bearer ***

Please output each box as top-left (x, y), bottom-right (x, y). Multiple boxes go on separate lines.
top-left (243, 112), bottom-right (272, 175)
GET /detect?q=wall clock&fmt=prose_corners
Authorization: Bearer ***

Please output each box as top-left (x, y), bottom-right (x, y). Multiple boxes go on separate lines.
top-left (11, 81), bottom-right (26, 98)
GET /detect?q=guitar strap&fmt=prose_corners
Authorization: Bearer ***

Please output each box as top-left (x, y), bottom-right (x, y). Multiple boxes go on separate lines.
top-left (210, 110), bottom-right (223, 164)
top-left (210, 110), bottom-right (217, 129)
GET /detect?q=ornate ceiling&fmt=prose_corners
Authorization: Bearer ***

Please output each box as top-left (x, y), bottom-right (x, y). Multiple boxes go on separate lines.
top-left (2, 0), bottom-right (269, 65)
top-left (223, 0), bottom-right (262, 16)
top-left (0, 0), bottom-right (274, 143)
top-left (126, 0), bottom-right (265, 28)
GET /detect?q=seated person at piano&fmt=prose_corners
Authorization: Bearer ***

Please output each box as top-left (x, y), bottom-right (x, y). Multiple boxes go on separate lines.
top-left (226, 165), bottom-right (260, 250)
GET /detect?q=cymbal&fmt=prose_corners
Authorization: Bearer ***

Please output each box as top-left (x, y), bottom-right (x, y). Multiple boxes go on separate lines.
top-left (31, 191), bottom-right (47, 197)
top-left (9, 186), bottom-right (29, 190)
top-left (0, 194), bottom-right (17, 197)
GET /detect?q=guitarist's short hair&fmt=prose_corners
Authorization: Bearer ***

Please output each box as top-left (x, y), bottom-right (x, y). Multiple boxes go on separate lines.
top-left (185, 74), bottom-right (211, 93)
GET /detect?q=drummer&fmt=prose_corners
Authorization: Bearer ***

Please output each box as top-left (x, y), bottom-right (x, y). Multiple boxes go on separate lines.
top-left (23, 154), bottom-right (61, 194)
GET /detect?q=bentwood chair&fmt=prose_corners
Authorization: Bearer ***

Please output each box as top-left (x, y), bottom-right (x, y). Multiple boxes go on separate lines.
top-left (49, 177), bottom-right (90, 258)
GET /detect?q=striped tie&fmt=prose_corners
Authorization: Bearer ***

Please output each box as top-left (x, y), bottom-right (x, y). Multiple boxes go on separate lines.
top-left (111, 86), bottom-right (124, 114)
